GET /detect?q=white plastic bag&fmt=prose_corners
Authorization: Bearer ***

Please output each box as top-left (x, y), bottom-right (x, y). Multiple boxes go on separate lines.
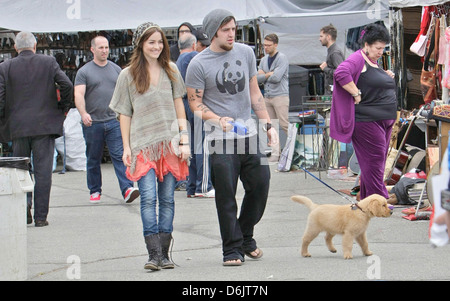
top-left (55, 108), bottom-right (86, 171)
top-left (277, 123), bottom-right (297, 172)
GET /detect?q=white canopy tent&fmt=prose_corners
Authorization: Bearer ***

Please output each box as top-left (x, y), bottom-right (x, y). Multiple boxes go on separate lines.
top-left (254, 0), bottom-right (448, 64)
top-left (0, 0), bottom-right (390, 65)
top-left (0, 0), bottom-right (447, 65)
top-left (0, 0), bottom-right (392, 33)
top-left (0, 0), bottom-right (246, 33)
top-left (254, 0), bottom-right (391, 64)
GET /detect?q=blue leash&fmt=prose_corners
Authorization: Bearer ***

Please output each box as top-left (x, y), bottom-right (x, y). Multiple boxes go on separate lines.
top-left (300, 167), bottom-right (359, 208)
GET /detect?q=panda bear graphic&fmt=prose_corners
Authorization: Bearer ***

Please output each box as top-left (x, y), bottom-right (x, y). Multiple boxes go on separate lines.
top-left (216, 60), bottom-right (246, 95)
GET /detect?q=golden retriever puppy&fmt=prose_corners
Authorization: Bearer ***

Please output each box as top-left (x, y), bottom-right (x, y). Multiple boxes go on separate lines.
top-left (291, 194), bottom-right (392, 259)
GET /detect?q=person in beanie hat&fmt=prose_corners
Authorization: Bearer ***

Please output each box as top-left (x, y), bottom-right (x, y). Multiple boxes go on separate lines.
top-left (185, 9), bottom-right (278, 266)
top-left (110, 22), bottom-right (190, 270)
top-left (170, 22), bottom-right (196, 62)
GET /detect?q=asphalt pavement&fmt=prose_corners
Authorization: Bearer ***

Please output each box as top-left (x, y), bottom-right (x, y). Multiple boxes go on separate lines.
top-left (21, 161), bottom-right (450, 284)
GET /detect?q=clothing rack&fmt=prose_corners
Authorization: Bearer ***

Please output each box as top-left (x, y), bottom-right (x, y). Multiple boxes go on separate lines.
top-left (430, 3), bottom-right (450, 17)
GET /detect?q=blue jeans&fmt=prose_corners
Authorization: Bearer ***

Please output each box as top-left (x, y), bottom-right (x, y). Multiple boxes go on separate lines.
top-left (82, 119), bottom-right (133, 196)
top-left (138, 168), bottom-right (176, 236)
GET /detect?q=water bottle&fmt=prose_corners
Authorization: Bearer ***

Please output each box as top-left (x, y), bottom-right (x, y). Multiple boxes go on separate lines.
top-left (228, 121), bottom-right (248, 135)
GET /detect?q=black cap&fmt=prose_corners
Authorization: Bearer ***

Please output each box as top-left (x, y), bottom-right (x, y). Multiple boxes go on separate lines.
top-left (195, 28), bottom-right (210, 46)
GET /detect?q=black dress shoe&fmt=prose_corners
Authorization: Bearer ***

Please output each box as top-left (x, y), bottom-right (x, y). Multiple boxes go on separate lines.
top-left (35, 220), bottom-right (49, 227)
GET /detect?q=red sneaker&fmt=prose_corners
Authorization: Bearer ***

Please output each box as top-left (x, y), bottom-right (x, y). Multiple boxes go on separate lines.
top-left (90, 192), bottom-right (101, 204)
top-left (124, 187), bottom-right (140, 203)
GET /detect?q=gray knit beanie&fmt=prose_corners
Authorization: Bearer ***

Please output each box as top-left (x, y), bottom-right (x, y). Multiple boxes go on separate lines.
top-left (202, 9), bottom-right (234, 43)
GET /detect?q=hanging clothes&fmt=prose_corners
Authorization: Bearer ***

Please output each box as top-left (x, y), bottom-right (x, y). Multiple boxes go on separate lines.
top-left (444, 27), bottom-right (450, 89)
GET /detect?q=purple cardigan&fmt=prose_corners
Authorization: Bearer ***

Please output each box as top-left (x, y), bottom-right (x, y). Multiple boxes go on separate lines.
top-left (330, 50), bottom-right (365, 143)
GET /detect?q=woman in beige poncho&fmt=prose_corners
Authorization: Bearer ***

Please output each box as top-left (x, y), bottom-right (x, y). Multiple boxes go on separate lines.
top-left (110, 22), bottom-right (190, 271)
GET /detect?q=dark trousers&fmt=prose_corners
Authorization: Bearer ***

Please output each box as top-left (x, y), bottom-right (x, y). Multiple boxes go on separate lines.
top-left (13, 135), bottom-right (55, 221)
top-left (209, 137), bottom-right (270, 261)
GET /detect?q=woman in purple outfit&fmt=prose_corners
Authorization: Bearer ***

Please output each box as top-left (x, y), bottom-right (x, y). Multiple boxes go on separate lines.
top-left (330, 23), bottom-right (396, 199)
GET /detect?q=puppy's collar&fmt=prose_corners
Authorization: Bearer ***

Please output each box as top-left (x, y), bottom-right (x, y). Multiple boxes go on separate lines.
top-left (351, 203), bottom-right (365, 212)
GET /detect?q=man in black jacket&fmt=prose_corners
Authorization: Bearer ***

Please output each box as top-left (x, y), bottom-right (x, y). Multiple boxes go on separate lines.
top-left (170, 22), bottom-right (196, 62)
top-left (0, 31), bottom-right (73, 227)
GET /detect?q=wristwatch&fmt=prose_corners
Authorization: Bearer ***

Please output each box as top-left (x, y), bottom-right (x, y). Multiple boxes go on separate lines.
top-left (351, 90), bottom-right (362, 97)
top-left (263, 123), bottom-right (272, 132)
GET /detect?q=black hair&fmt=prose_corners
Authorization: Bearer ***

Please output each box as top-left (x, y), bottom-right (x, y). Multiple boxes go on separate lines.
top-left (360, 23), bottom-right (390, 46)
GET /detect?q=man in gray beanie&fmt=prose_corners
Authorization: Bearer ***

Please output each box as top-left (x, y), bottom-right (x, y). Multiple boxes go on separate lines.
top-left (202, 9), bottom-right (233, 45)
top-left (185, 9), bottom-right (278, 266)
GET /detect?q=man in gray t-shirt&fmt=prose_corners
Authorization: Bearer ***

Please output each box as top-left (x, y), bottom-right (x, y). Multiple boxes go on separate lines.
top-left (75, 59), bottom-right (120, 122)
top-left (74, 36), bottom-right (139, 204)
top-left (186, 42), bottom-right (258, 141)
top-left (185, 9), bottom-right (278, 266)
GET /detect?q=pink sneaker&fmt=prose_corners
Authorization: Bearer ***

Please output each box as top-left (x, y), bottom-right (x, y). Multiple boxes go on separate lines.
top-left (90, 192), bottom-right (101, 203)
top-left (124, 187), bottom-right (140, 203)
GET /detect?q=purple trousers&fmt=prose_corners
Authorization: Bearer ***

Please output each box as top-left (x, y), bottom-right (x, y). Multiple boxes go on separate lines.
top-left (352, 119), bottom-right (395, 199)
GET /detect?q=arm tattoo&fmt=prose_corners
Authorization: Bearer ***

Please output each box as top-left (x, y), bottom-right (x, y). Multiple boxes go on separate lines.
top-left (188, 94), bottom-right (196, 102)
top-left (189, 88), bottom-right (204, 102)
top-left (196, 103), bottom-right (211, 114)
top-left (251, 95), bottom-right (266, 112)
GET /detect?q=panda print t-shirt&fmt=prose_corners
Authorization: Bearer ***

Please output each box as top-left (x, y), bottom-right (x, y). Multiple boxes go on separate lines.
top-left (185, 42), bottom-right (258, 141)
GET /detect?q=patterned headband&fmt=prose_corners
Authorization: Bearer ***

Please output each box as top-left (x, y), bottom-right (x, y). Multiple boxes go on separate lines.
top-left (132, 22), bottom-right (161, 48)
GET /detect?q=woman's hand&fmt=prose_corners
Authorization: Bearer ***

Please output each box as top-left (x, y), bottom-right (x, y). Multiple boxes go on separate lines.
top-left (122, 146), bottom-right (132, 167)
top-left (179, 132), bottom-right (191, 162)
top-left (179, 144), bottom-right (191, 162)
top-left (385, 70), bottom-right (395, 79)
top-left (353, 94), bottom-right (361, 105)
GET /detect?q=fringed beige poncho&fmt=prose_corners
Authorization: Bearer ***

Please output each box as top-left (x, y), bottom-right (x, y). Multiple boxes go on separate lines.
top-left (109, 63), bottom-right (186, 176)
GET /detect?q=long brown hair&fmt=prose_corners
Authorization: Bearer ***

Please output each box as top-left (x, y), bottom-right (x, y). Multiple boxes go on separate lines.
top-left (129, 26), bottom-right (176, 94)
